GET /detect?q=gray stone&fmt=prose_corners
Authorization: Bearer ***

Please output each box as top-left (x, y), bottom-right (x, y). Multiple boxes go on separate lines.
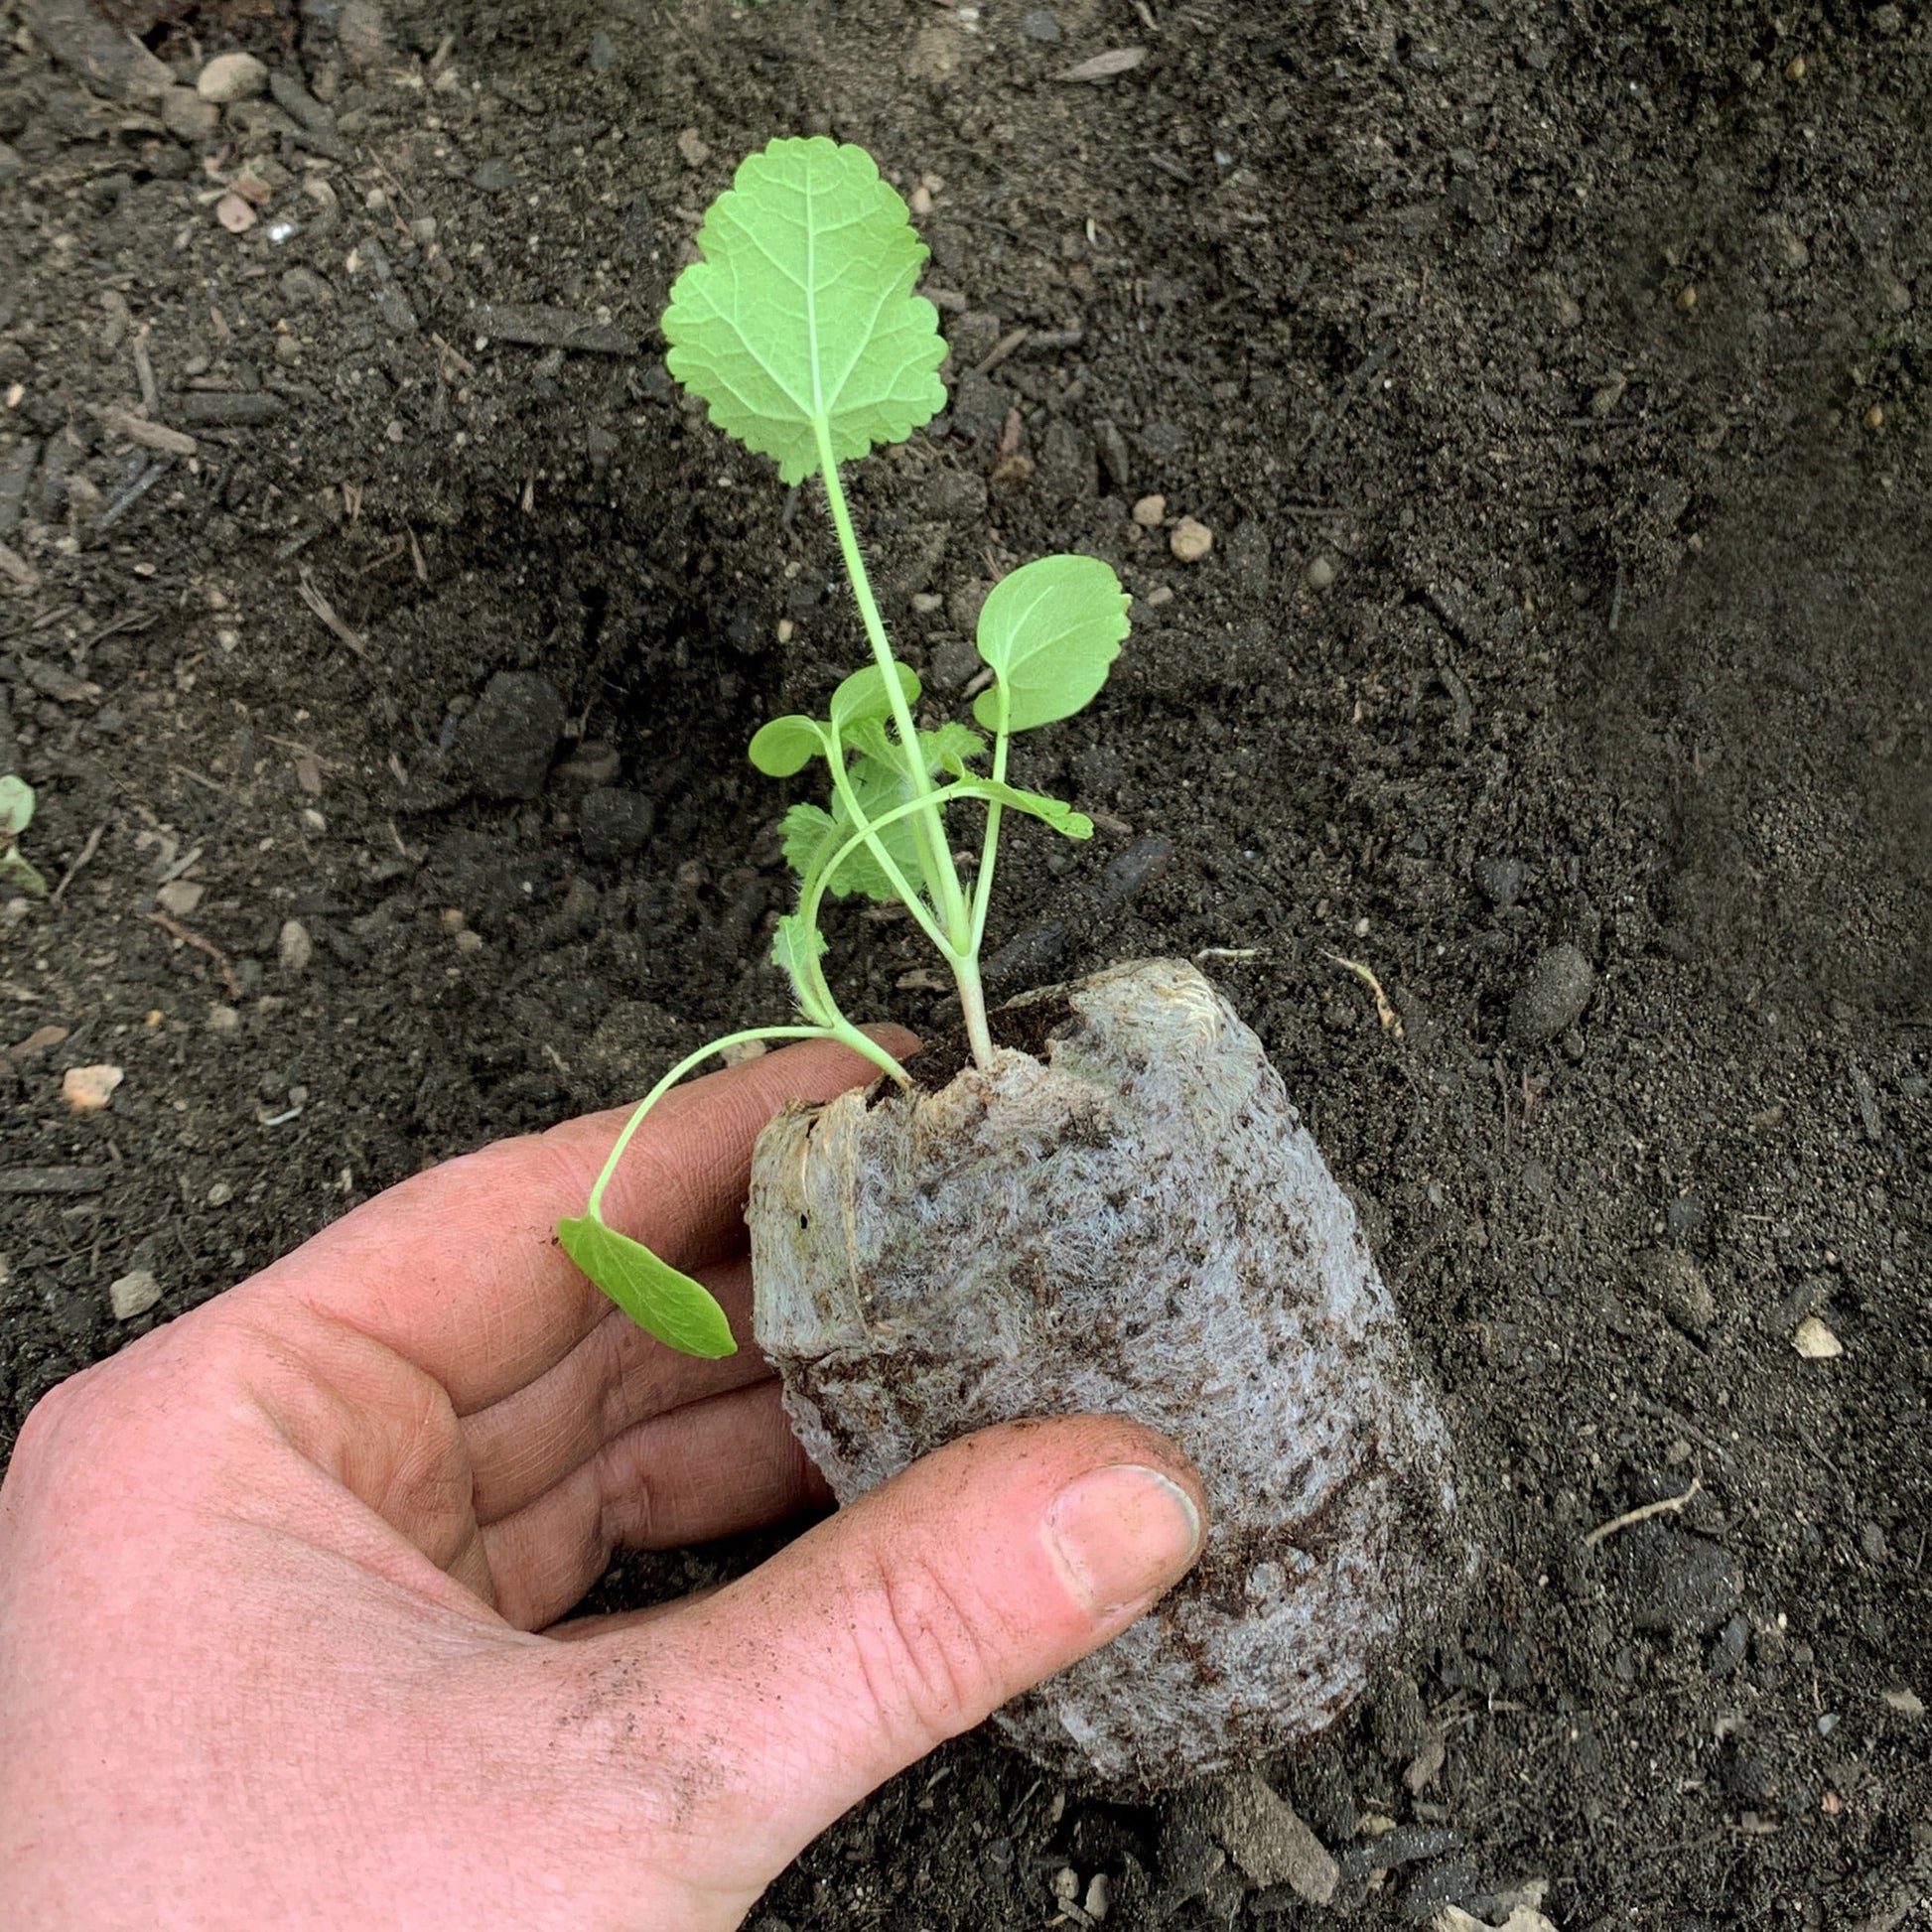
top-left (1473, 856), bottom-right (1525, 909)
top-left (1194, 1773), bottom-right (1338, 1902)
top-left (577, 786), bottom-right (654, 863)
top-left (927, 637), bottom-right (981, 690)
top-left (451, 670), bottom-right (566, 800)
top-left (753, 960), bottom-right (1464, 1789)
top-left (159, 86), bottom-right (219, 143)
top-left (1507, 941), bottom-right (1593, 1044)
top-left (1615, 1528), bottom-right (1741, 1636)
top-left (1634, 1248), bottom-right (1716, 1337)
top-left (21, 0), bottom-right (173, 99)
top-left (1022, 7), bottom-right (1062, 42)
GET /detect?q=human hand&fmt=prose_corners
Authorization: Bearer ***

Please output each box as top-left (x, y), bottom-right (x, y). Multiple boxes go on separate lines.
top-left (0, 1035), bottom-right (1205, 1930)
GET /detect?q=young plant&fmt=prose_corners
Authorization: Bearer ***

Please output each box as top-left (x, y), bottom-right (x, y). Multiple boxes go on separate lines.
top-left (0, 775), bottom-right (47, 898)
top-left (558, 137), bottom-right (1129, 1357)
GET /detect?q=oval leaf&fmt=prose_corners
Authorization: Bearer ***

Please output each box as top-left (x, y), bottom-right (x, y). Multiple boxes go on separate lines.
top-left (0, 774), bottom-right (34, 840)
top-left (748, 715), bottom-right (826, 777)
top-left (557, 1212), bottom-right (738, 1359)
top-left (830, 660), bottom-right (921, 736)
top-left (662, 136), bottom-right (948, 483)
top-left (972, 554), bottom-right (1130, 733)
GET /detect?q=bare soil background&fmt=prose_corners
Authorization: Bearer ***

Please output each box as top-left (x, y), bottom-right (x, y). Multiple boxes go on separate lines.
top-left (1, 0), bottom-right (1927, 1926)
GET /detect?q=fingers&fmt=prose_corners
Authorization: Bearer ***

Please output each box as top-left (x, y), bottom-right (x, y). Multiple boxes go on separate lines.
top-left (555, 1418), bottom-right (1205, 1888)
top-left (481, 1379), bottom-right (830, 1630)
top-left (464, 1258), bottom-right (762, 1530)
top-left (241, 1030), bottom-right (916, 1416)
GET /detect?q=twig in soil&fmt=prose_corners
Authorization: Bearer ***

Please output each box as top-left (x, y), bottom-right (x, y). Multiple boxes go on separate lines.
top-left (49, 823), bottom-right (104, 904)
top-left (1583, 1476), bottom-right (1702, 1549)
top-left (297, 571), bottom-right (368, 657)
top-left (93, 457), bottom-right (173, 534)
top-left (1323, 951), bottom-right (1405, 1037)
top-left (147, 910), bottom-right (241, 997)
top-left (973, 327), bottom-right (1030, 376)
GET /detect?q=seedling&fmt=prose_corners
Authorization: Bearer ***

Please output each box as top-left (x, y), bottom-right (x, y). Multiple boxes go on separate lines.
top-left (0, 775), bottom-right (47, 898)
top-left (559, 137), bottom-right (1130, 1356)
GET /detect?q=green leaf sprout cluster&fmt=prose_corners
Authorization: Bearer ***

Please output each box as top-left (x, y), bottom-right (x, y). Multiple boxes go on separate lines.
top-left (558, 137), bottom-right (1130, 1357)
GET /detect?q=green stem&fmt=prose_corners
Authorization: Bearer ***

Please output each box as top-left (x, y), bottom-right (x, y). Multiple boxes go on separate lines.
top-left (967, 683), bottom-right (1012, 957)
top-left (822, 722), bottom-right (952, 962)
top-left (585, 1024), bottom-right (910, 1220)
top-left (811, 418), bottom-right (977, 964)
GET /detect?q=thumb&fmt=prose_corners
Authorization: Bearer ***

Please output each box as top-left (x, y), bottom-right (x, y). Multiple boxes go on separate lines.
top-left (597, 1417), bottom-right (1204, 1892)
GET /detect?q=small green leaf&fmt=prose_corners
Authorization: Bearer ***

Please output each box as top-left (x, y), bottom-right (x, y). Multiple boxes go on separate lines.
top-left (772, 907), bottom-right (828, 983)
top-left (557, 1213), bottom-right (737, 1358)
top-left (829, 660), bottom-right (920, 735)
top-left (662, 136), bottom-right (948, 484)
top-left (924, 722), bottom-right (987, 774)
top-left (0, 849), bottom-right (47, 898)
top-left (749, 715), bottom-right (828, 777)
top-left (780, 801), bottom-right (839, 881)
top-left (973, 554), bottom-right (1130, 733)
top-left (0, 774), bottom-right (33, 841)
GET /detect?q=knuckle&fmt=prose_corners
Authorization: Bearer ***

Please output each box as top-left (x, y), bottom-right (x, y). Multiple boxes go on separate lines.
top-left (848, 1544), bottom-right (1007, 1745)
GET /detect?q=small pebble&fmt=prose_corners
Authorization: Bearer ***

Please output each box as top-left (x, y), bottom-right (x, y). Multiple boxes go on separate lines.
top-left (156, 879), bottom-right (205, 917)
top-left (197, 52), bottom-right (268, 103)
top-left (1306, 555), bottom-right (1337, 590)
top-left (109, 1268), bottom-right (162, 1320)
top-left (1022, 6), bottom-right (1063, 42)
top-left (1784, 54), bottom-right (1807, 79)
top-left (278, 918), bottom-right (313, 974)
top-left (63, 1064), bottom-right (124, 1111)
top-left (1863, 402), bottom-right (1884, 431)
top-left (677, 128), bottom-right (711, 168)
top-left (1170, 515), bottom-right (1213, 563)
top-left (1131, 492), bottom-right (1167, 527)
top-left (160, 87), bottom-right (220, 143)
top-left (1472, 856), bottom-right (1524, 908)
top-left (207, 1004), bottom-right (240, 1034)
top-left (1792, 1314), bottom-right (1843, 1359)
top-left (1507, 942), bottom-right (1593, 1045)
top-left (454, 928), bottom-right (483, 954)
top-left (1676, 284), bottom-right (1699, 311)
top-left (207, 1180), bottom-right (234, 1206)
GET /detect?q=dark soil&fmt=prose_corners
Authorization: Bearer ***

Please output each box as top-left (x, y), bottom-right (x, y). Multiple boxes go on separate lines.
top-left (3, 0), bottom-right (1928, 1926)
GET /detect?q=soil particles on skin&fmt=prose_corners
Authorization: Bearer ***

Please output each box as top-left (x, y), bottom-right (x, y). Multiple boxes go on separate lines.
top-left (2, 1), bottom-right (1928, 1927)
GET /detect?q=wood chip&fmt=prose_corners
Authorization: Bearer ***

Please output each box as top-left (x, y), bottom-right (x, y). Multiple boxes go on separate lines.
top-left (1058, 47), bottom-right (1148, 80)
top-left (0, 1166), bottom-right (109, 1195)
top-left (94, 404), bottom-right (198, 459)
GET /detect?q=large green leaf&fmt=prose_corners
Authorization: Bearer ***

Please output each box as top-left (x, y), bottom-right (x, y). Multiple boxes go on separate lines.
top-left (661, 136), bottom-right (948, 483)
top-left (557, 1213), bottom-right (737, 1358)
top-left (972, 554), bottom-right (1130, 733)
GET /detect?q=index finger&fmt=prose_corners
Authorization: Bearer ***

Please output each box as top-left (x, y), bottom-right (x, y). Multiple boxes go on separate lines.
top-left (238, 1031), bottom-right (915, 1413)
